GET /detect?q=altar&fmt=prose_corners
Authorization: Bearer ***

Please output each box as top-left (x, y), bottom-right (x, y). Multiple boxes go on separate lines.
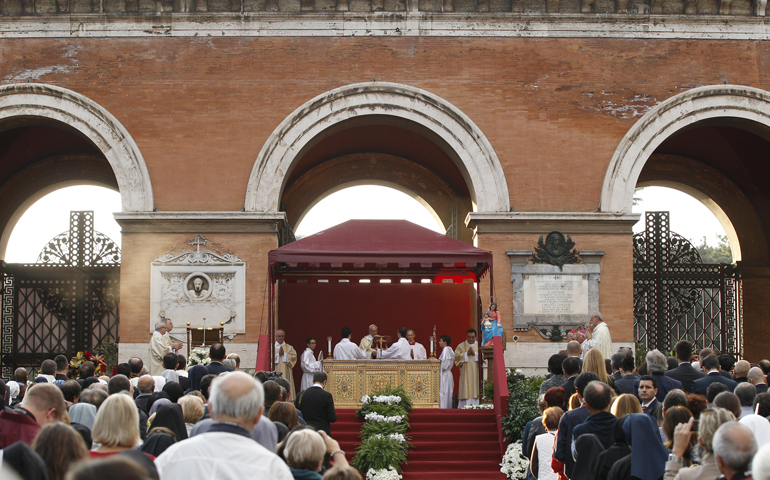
top-left (323, 359), bottom-right (441, 408)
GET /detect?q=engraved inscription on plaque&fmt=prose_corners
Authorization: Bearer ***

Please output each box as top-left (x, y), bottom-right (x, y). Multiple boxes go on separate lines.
top-left (522, 275), bottom-right (589, 315)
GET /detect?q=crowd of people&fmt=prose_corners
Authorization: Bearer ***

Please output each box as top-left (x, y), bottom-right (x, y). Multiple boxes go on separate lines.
top-left (524, 339), bottom-right (770, 480)
top-left (0, 343), bottom-right (361, 480)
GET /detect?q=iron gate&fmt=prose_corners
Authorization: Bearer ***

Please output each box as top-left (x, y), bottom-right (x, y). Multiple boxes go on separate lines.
top-left (633, 211), bottom-right (741, 356)
top-left (0, 211), bottom-right (120, 377)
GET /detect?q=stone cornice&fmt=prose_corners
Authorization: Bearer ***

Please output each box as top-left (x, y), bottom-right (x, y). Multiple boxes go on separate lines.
top-left (466, 211), bottom-right (641, 234)
top-left (114, 211), bottom-right (287, 233)
top-left (1, 13), bottom-right (770, 39)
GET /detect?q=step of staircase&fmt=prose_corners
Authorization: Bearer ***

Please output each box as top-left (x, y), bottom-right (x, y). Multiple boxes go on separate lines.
top-left (331, 408), bottom-right (506, 479)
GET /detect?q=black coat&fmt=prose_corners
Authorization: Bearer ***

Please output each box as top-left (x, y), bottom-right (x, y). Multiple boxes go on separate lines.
top-left (297, 385), bottom-right (337, 436)
top-left (206, 361), bottom-right (231, 376)
top-left (561, 376), bottom-right (578, 399)
top-left (614, 374), bottom-right (639, 395)
top-left (665, 363), bottom-right (705, 393)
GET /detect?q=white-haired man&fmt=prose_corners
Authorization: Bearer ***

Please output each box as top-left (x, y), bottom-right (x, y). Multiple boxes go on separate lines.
top-left (587, 312), bottom-right (613, 359)
top-left (149, 318), bottom-right (183, 375)
top-left (155, 371), bottom-right (292, 480)
top-left (359, 324), bottom-right (378, 356)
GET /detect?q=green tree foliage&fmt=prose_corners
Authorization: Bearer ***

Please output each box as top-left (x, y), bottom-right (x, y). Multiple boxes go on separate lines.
top-left (501, 371), bottom-right (545, 442)
top-left (696, 235), bottom-right (733, 264)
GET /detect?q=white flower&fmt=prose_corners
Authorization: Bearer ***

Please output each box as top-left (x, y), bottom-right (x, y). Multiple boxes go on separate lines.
top-left (188, 347), bottom-right (211, 367)
top-left (361, 395), bottom-right (371, 405)
top-left (372, 395), bottom-right (402, 405)
top-left (366, 467), bottom-right (402, 480)
top-left (500, 441), bottom-right (529, 480)
top-left (369, 433), bottom-right (406, 443)
top-left (461, 404), bottom-right (494, 410)
top-left (364, 413), bottom-right (404, 424)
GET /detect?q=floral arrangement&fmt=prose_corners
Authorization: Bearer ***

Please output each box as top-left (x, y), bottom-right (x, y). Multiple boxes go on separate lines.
top-left (462, 404), bottom-right (494, 410)
top-left (369, 433), bottom-right (406, 443)
top-left (364, 413), bottom-right (405, 424)
top-left (366, 467), bottom-right (402, 480)
top-left (500, 441), bottom-right (528, 480)
top-left (69, 351), bottom-right (106, 378)
top-left (353, 385), bottom-right (413, 474)
top-left (188, 347), bottom-right (211, 367)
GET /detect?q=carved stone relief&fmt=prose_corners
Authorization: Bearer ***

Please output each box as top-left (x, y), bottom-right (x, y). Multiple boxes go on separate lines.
top-left (150, 235), bottom-right (246, 339)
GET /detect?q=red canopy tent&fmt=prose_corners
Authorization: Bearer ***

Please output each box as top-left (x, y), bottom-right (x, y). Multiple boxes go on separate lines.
top-left (266, 219), bottom-right (494, 395)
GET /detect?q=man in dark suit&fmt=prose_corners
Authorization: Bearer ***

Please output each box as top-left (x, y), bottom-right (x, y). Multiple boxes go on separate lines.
top-left (665, 340), bottom-right (705, 393)
top-left (699, 348), bottom-right (732, 379)
top-left (560, 357), bottom-right (581, 399)
top-left (748, 366), bottom-right (768, 394)
top-left (262, 380), bottom-right (283, 417)
top-left (633, 350), bottom-right (682, 402)
top-left (571, 381), bottom-right (617, 449)
top-left (614, 354), bottom-right (639, 395)
top-left (206, 343), bottom-right (232, 376)
top-left (297, 372), bottom-right (337, 436)
top-left (692, 355), bottom-right (737, 395)
top-left (638, 375), bottom-right (661, 418)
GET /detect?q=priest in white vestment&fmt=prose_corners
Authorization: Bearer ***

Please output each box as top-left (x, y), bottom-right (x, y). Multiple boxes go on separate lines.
top-left (334, 328), bottom-right (367, 360)
top-left (439, 335), bottom-right (454, 409)
top-left (150, 321), bottom-right (171, 375)
top-left (406, 329), bottom-right (427, 360)
top-left (274, 329), bottom-right (298, 401)
top-left (380, 327), bottom-right (412, 360)
top-left (588, 312), bottom-right (613, 359)
top-left (300, 337), bottom-right (324, 390)
top-left (359, 324), bottom-right (378, 357)
top-left (577, 330), bottom-right (591, 360)
top-left (454, 329), bottom-right (479, 408)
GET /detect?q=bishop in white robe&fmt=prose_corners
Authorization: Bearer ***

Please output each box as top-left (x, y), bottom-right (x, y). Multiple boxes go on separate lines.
top-left (454, 329), bottom-right (479, 408)
top-left (439, 337), bottom-right (454, 409)
top-left (274, 329), bottom-right (298, 401)
top-left (359, 324), bottom-right (378, 356)
top-left (300, 338), bottom-right (324, 391)
top-left (590, 314), bottom-right (613, 359)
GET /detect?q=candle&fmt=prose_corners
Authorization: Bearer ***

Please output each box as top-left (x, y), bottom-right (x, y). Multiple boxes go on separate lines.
top-left (327, 336), bottom-right (332, 355)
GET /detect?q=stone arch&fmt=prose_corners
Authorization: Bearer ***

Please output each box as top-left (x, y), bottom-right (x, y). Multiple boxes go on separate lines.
top-left (0, 83), bottom-right (154, 212)
top-left (245, 82), bottom-right (509, 214)
top-left (601, 84), bottom-right (770, 214)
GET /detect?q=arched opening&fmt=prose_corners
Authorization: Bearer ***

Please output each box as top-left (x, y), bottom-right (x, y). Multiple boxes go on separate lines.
top-left (245, 82), bottom-right (510, 244)
top-left (294, 185), bottom-right (444, 238)
top-left (6, 186), bottom-right (122, 263)
top-left (603, 85), bottom-right (770, 360)
top-left (632, 186), bottom-right (736, 262)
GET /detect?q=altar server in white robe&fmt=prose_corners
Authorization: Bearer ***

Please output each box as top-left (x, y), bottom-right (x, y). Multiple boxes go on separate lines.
top-left (301, 337), bottom-right (324, 390)
top-left (454, 328), bottom-right (479, 408)
top-left (439, 335), bottom-right (455, 409)
top-left (406, 329), bottom-right (428, 360)
top-left (333, 327), bottom-right (367, 360)
top-left (380, 327), bottom-right (412, 360)
top-left (274, 329), bottom-right (298, 401)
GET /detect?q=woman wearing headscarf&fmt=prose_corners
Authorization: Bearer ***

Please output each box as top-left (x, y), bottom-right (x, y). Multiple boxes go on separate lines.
top-left (162, 382), bottom-right (185, 403)
top-left (595, 416), bottom-right (632, 480)
top-left (185, 365), bottom-right (208, 394)
top-left (148, 403), bottom-right (188, 441)
top-left (140, 430), bottom-right (177, 457)
top-left (572, 434), bottom-right (605, 480)
top-left (68, 402), bottom-right (98, 430)
top-left (148, 397), bottom-right (172, 417)
top-left (608, 414), bottom-right (668, 480)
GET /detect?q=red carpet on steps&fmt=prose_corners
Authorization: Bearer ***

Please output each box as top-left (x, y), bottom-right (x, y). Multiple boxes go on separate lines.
top-left (333, 409), bottom-right (507, 480)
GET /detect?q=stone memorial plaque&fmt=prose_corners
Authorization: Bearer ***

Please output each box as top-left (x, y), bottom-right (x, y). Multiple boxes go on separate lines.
top-left (522, 274), bottom-right (588, 315)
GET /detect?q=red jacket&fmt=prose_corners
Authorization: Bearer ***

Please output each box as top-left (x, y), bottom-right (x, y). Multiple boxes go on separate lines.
top-left (0, 409), bottom-right (40, 448)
